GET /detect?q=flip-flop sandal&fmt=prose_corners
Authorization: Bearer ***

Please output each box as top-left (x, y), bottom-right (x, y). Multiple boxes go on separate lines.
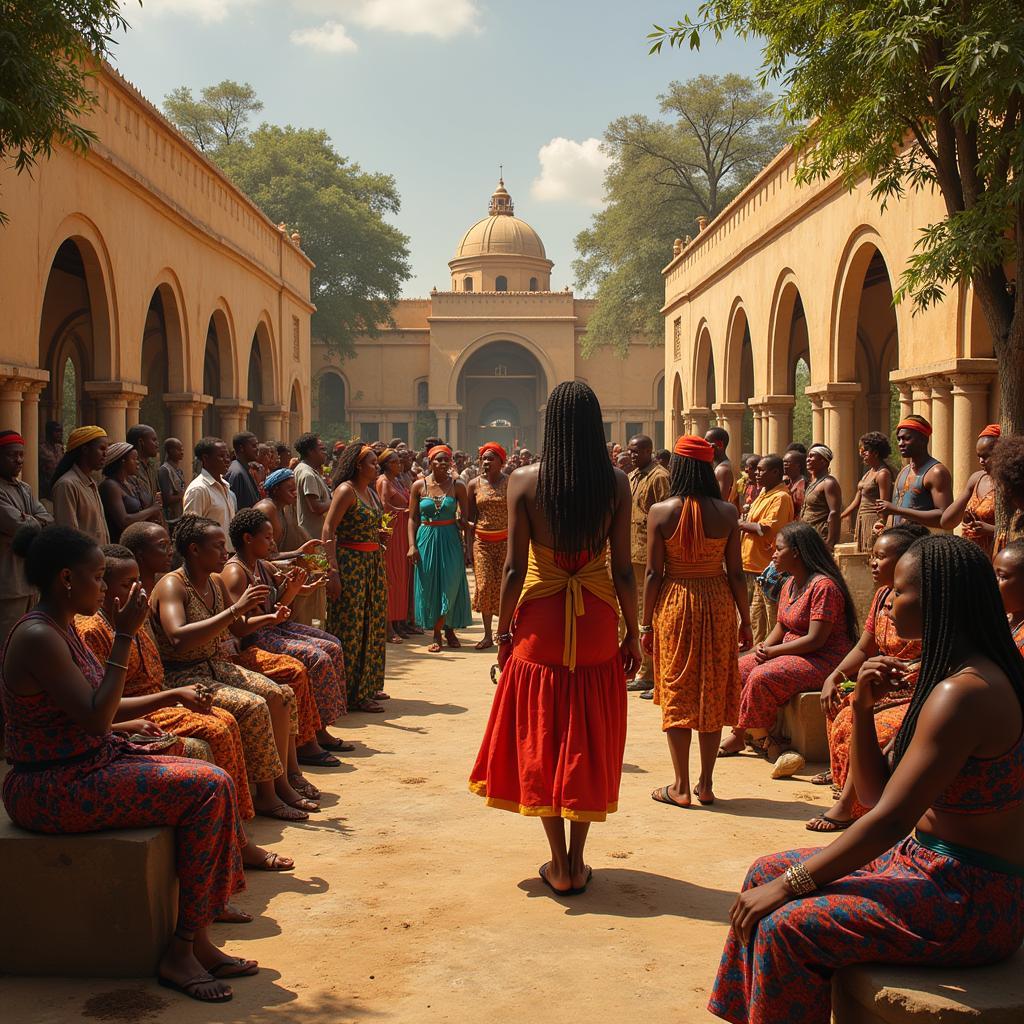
top-left (208, 957), bottom-right (259, 979)
top-left (538, 862), bottom-right (575, 897)
top-left (426, 643), bottom-right (443, 653)
top-left (356, 699), bottom-right (385, 712)
top-left (249, 851), bottom-right (294, 872)
top-left (288, 775), bottom-right (322, 800)
top-left (568, 866), bottom-right (594, 896)
top-left (717, 745), bottom-right (742, 758)
top-left (810, 771), bottom-right (833, 785)
top-left (287, 796), bottom-right (320, 812)
top-left (257, 803), bottom-right (308, 822)
top-left (651, 785), bottom-right (691, 808)
top-left (805, 814), bottom-right (854, 832)
top-left (318, 737), bottom-right (355, 752)
top-left (215, 904), bottom-right (253, 924)
top-left (158, 974), bottom-right (232, 1003)
top-left (475, 639), bottom-right (495, 650)
top-left (297, 751), bottom-right (341, 767)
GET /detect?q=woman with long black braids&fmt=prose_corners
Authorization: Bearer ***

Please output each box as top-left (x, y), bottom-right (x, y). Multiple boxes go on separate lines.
top-left (470, 381), bottom-right (641, 897)
top-left (710, 535), bottom-right (1024, 1024)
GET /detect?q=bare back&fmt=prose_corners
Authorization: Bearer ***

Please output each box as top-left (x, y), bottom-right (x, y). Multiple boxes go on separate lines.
top-left (655, 493), bottom-right (738, 541)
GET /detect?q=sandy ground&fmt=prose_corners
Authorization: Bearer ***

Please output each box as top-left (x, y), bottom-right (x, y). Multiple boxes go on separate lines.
top-left (2, 621), bottom-right (835, 1024)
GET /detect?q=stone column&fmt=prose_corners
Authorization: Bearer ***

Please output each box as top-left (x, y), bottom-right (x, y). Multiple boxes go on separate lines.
top-left (258, 404), bottom-right (288, 444)
top-left (951, 374), bottom-right (993, 492)
top-left (165, 394), bottom-right (206, 481)
top-left (83, 382), bottom-right (147, 441)
top-left (763, 395), bottom-right (796, 453)
top-left (689, 407), bottom-right (711, 437)
top-left (712, 402), bottom-right (746, 467)
top-left (0, 379), bottom-right (25, 435)
top-left (910, 379), bottom-right (932, 420)
top-left (20, 383), bottom-right (44, 495)
top-left (895, 382), bottom-right (914, 421)
top-left (125, 394), bottom-right (144, 430)
top-left (810, 394), bottom-right (825, 443)
top-left (822, 383), bottom-right (861, 512)
top-left (750, 402), bottom-right (764, 454)
top-left (929, 381), bottom-right (954, 472)
top-left (215, 399), bottom-right (253, 442)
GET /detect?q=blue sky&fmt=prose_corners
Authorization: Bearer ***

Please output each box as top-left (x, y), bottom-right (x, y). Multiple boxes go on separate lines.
top-left (113, 1), bottom-right (763, 296)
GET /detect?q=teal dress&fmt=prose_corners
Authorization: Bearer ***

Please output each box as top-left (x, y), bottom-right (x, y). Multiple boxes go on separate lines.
top-left (414, 494), bottom-right (472, 629)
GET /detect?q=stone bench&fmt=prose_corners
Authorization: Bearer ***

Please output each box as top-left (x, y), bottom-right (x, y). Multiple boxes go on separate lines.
top-left (776, 690), bottom-right (829, 763)
top-left (0, 817), bottom-right (177, 976)
top-left (833, 949), bottom-right (1024, 1023)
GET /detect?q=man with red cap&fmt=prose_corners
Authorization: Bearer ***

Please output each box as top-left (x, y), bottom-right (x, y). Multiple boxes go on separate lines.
top-left (874, 414), bottom-right (953, 530)
top-left (0, 430), bottom-right (53, 645)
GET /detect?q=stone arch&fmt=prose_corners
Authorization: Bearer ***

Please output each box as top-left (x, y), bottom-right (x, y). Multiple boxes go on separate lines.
top-left (201, 302), bottom-right (237, 437)
top-left (723, 299), bottom-right (754, 404)
top-left (671, 371), bottom-right (685, 439)
top-left (288, 379), bottom-right (303, 442)
top-left (313, 368), bottom-right (349, 435)
top-left (692, 321), bottom-right (716, 409)
top-left (766, 271), bottom-right (811, 446)
top-left (244, 315), bottom-right (278, 437)
top-left (138, 272), bottom-right (189, 438)
top-left (446, 331), bottom-right (557, 407)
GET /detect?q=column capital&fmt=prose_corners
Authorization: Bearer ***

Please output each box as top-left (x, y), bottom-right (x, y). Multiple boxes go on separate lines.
top-left (213, 397), bottom-right (253, 413)
top-left (686, 406), bottom-right (712, 418)
top-left (930, 381), bottom-right (953, 397)
top-left (758, 394), bottom-right (796, 411)
top-left (0, 364), bottom-right (50, 388)
top-left (711, 401), bottom-right (747, 415)
top-left (84, 380), bottom-right (147, 404)
top-left (256, 403), bottom-right (289, 417)
top-left (949, 373), bottom-right (994, 393)
top-left (165, 392), bottom-right (212, 412)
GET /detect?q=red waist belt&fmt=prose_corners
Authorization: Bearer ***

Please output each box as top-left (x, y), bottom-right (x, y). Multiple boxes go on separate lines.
top-left (337, 540), bottom-right (379, 552)
top-left (475, 528), bottom-right (508, 542)
top-left (424, 520), bottom-right (456, 527)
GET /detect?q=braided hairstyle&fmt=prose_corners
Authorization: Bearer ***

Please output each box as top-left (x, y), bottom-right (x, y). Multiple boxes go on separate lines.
top-left (536, 381), bottom-right (616, 556)
top-left (777, 521), bottom-right (860, 641)
top-left (892, 534), bottom-right (1024, 764)
top-left (170, 512), bottom-right (220, 557)
top-left (330, 443), bottom-right (367, 489)
top-left (229, 507), bottom-right (270, 551)
top-left (667, 452), bottom-right (720, 500)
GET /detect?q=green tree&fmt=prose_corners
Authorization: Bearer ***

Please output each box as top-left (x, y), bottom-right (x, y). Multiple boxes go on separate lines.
top-left (651, 4), bottom-right (1024, 431)
top-left (574, 74), bottom-right (783, 355)
top-left (162, 81), bottom-right (262, 152)
top-left (164, 83), bottom-right (411, 356)
top-left (0, 0), bottom-right (136, 223)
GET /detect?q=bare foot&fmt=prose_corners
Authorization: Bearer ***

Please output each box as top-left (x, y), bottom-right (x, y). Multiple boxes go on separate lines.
top-left (214, 903), bottom-right (253, 924)
top-left (694, 777), bottom-right (715, 805)
top-left (570, 862), bottom-right (593, 891)
top-left (444, 628), bottom-right (461, 648)
top-left (718, 732), bottom-right (745, 756)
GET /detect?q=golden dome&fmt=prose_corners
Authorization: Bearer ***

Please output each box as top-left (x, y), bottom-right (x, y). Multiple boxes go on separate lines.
top-left (454, 179), bottom-right (547, 260)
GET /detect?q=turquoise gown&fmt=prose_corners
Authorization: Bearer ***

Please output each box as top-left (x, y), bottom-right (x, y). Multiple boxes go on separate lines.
top-left (414, 494), bottom-right (472, 629)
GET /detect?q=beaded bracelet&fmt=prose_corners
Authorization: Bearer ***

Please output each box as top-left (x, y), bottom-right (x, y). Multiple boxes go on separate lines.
top-left (496, 632), bottom-right (513, 644)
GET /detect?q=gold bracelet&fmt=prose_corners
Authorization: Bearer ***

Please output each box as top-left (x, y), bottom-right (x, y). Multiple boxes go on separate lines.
top-left (106, 659), bottom-right (129, 671)
top-left (784, 863), bottom-right (817, 897)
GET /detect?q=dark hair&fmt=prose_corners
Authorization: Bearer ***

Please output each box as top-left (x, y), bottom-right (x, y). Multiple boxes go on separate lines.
top-left (120, 521), bottom-right (168, 558)
top-left (778, 521), bottom-right (859, 641)
top-left (990, 434), bottom-right (1024, 504)
top-left (759, 454), bottom-right (784, 474)
top-left (51, 443), bottom-right (94, 490)
top-left (126, 424), bottom-right (155, 448)
top-left (12, 524), bottom-right (99, 591)
top-left (330, 443), bottom-right (367, 488)
top-left (878, 523), bottom-right (929, 552)
top-left (785, 441), bottom-right (807, 455)
top-left (999, 539), bottom-right (1024, 564)
top-left (170, 513), bottom-right (221, 557)
top-left (892, 535), bottom-right (1024, 764)
top-left (668, 453), bottom-right (721, 500)
top-left (536, 381), bottom-right (617, 556)
top-left (163, 437), bottom-right (182, 456)
top-left (388, 437), bottom-right (403, 449)
top-left (232, 431), bottom-right (257, 453)
top-left (275, 442), bottom-right (290, 456)
top-left (706, 426), bottom-right (730, 447)
top-left (45, 420), bottom-right (61, 436)
top-left (859, 431), bottom-right (892, 460)
top-left (655, 449), bottom-right (670, 465)
top-left (194, 436), bottom-right (223, 460)
top-left (101, 543), bottom-right (137, 571)
top-left (295, 432), bottom-right (320, 458)
top-left (229, 507), bottom-right (270, 550)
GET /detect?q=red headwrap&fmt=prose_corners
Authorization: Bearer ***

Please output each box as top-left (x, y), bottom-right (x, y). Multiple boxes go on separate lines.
top-left (979, 424), bottom-right (1002, 439)
top-left (673, 435), bottom-right (715, 462)
top-left (0, 432), bottom-right (25, 447)
top-left (478, 442), bottom-right (507, 463)
top-left (428, 444), bottom-right (453, 461)
top-left (896, 418), bottom-right (932, 438)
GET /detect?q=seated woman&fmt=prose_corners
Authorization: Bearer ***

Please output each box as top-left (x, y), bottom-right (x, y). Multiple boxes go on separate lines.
top-left (98, 441), bottom-right (162, 542)
top-left (2, 526), bottom-right (257, 1002)
top-left (806, 525), bottom-right (928, 831)
top-left (710, 535), bottom-right (1024, 1024)
top-left (994, 541), bottom-right (1024, 653)
top-left (719, 521), bottom-right (858, 778)
top-left (222, 508), bottom-right (349, 765)
top-left (150, 514), bottom-right (317, 821)
top-left (76, 544), bottom-right (291, 882)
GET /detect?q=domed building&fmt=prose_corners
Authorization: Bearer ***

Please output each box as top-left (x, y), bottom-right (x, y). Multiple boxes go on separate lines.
top-left (311, 179), bottom-right (665, 453)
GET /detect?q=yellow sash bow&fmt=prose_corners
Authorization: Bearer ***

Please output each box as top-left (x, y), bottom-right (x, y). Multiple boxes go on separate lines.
top-left (517, 543), bottom-right (619, 671)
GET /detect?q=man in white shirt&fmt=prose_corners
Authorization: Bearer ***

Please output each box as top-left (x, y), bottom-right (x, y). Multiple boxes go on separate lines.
top-left (182, 437), bottom-right (237, 541)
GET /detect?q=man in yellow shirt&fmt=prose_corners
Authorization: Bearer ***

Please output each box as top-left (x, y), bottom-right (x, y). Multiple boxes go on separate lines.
top-left (738, 455), bottom-right (794, 643)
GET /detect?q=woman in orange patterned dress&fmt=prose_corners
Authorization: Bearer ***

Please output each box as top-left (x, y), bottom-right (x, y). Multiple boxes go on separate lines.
top-left (467, 442), bottom-right (509, 650)
top-left (643, 436), bottom-right (752, 807)
top-left (940, 425), bottom-right (1000, 557)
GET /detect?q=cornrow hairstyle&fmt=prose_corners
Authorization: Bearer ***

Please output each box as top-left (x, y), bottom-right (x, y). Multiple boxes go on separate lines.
top-left (536, 381), bottom-right (616, 556)
top-left (330, 442), bottom-right (367, 489)
top-left (892, 534), bottom-right (1024, 765)
top-left (777, 521), bottom-right (860, 641)
top-left (229, 507), bottom-right (270, 551)
top-left (170, 512), bottom-right (220, 557)
top-left (878, 523), bottom-right (929, 553)
top-left (668, 452), bottom-right (721, 500)
top-left (12, 524), bottom-right (99, 591)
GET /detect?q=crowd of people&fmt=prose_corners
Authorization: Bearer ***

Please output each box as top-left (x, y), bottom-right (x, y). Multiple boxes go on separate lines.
top-left (3, 396), bottom-right (1024, 1018)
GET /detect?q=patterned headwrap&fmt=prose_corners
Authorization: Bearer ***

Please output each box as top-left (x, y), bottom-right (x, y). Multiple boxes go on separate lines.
top-left (264, 467), bottom-right (294, 492)
top-left (672, 435), bottom-right (715, 462)
top-left (102, 441), bottom-right (134, 468)
top-left (897, 417), bottom-right (932, 438)
top-left (809, 444), bottom-right (834, 462)
top-left (428, 444), bottom-right (453, 461)
top-left (66, 425), bottom-right (107, 452)
top-left (478, 442), bottom-right (507, 463)
top-left (358, 445), bottom-right (375, 461)
top-left (378, 448), bottom-right (397, 464)
top-left (0, 431), bottom-right (25, 447)
top-left (979, 424), bottom-right (1002, 439)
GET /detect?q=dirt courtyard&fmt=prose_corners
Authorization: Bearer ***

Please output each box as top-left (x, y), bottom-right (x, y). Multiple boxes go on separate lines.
top-left (2, 621), bottom-right (835, 1023)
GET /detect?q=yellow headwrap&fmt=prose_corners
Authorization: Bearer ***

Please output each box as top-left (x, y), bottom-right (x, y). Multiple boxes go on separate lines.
top-left (66, 426), bottom-right (107, 452)
top-left (379, 448), bottom-right (397, 463)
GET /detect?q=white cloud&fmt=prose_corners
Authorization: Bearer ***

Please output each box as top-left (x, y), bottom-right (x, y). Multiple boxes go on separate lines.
top-left (290, 20), bottom-right (358, 53)
top-left (133, 0), bottom-right (259, 24)
top-left (530, 138), bottom-right (610, 206)
top-left (349, 0), bottom-right (480, 39)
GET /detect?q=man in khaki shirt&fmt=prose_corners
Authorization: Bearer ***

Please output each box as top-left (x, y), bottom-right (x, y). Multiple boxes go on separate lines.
top-left (739, 455), bottom-right (794, 644)
top-left (51, 426), bottom-right (110, 545)
top-left (627, 434), bottom-right (670, 694)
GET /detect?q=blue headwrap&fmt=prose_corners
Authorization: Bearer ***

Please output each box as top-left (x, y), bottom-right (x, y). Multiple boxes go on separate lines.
top-left (264, 468), bottom-right (294, 492)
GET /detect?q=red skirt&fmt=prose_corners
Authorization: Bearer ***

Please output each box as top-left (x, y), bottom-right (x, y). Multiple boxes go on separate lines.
top-left (469, 589), bottom-right (626, 822)
top-left (383, 509), bottom-right (410, 621)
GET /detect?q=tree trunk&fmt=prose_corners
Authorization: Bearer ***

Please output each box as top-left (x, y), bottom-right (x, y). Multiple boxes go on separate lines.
top-left (999, 306), bottom-right (1024, 437)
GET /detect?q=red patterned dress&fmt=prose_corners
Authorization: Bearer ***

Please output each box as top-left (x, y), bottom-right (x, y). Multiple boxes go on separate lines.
top-left (737, 575), bottom-right (854, 730)
top-left (1, 612), bottom-right (246, 931)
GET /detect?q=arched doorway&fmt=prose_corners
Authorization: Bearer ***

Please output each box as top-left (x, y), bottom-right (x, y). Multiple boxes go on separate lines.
top-left (140, 290), bottom-right (171, 439)
top-left (202, 310), bottom-right (233, 437)
top-left (314, 372), bottom-right (347, 440)
top-left (246, 322), bottom-right (275, 438)
top-left (289, 382), bottom-right (302, 442)
top-left (457, 340), bottom-right (547, 453)
top-left (768, 278), bottom-right (811, 446)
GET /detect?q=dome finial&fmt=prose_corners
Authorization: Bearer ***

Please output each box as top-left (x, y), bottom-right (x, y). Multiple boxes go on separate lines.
top-left (489, 173), bottom-right (513, 216)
